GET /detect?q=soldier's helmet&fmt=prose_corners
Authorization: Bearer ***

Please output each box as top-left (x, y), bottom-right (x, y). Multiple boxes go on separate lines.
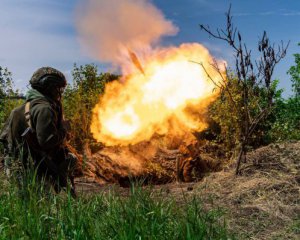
top-left (30, 67), bottom-right (66, 89)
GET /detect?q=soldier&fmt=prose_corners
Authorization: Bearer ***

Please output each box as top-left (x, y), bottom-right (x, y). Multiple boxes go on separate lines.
top-left (0, 67), bottom-right (79, 197)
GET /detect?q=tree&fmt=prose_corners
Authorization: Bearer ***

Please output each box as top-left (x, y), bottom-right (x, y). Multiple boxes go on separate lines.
top-left (0, 67), bottom-right (23, 129)
top-left (287, 43), bottom-right (300, 96)
top-left (269, 96), bottom-right (300, 141)
top-left (200, 6), bottom-right (289, 174)
top-left (63, 64), bottom-right (119, 153)
top-left (270, 44), bottom-right (300, 140)
top-left (0, 66), bottom-right (14, 99)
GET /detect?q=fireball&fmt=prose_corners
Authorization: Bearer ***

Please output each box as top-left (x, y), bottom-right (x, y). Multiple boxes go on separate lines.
top-left (91, 43), bottom-right (225, 146)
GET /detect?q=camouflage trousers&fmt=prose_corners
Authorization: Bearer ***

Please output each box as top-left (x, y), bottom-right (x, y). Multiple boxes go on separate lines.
top-left (3, 146), bottom-right (77, 194)
top-left (3, 152), bottom-right (23, 180)
top-left (34, 147), bottom-right (77, 192)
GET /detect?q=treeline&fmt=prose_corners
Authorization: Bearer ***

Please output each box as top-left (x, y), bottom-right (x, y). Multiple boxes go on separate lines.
top-left (204, 40), bottom-right (300, 150)
top-left (198, 7), bottom-right (299, 173)
top-left (0, 46), bottom-right (299, 160)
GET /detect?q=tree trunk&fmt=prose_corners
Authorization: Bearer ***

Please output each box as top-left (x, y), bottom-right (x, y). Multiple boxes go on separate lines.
top-left (235, 142), bottom-right (246, 175)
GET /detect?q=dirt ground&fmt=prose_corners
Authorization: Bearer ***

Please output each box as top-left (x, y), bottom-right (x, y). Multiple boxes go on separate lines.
top-left (75, 141), bottom-right (300, 239)
top-left (1, 140), bottom-right (299, 239)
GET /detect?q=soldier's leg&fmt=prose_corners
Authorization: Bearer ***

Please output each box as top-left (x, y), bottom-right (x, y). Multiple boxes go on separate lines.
top-left (51, 148), bottom-right (78, 197)
top-left (59, 151), bottom-right (78, 196)
top-left (3, 154), bottom-right (12, 178)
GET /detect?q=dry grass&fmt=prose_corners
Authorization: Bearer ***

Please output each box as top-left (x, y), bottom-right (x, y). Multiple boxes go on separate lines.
top-left (3, 140), bottom-right (298, 239)
top-left (76, 141), bottom-right (299, 239)
top-left (75, 141), bottom-right (299, 239)
top-left (193, 141), bottom-right (300, 239)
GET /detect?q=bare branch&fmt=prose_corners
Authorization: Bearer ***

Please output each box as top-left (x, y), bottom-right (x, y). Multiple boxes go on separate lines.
top-left (200, 4), bottom-right (289, 174)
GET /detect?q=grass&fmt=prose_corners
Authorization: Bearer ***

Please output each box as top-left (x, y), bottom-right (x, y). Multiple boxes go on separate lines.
top-left (0, 169), bottom-right (234, 240)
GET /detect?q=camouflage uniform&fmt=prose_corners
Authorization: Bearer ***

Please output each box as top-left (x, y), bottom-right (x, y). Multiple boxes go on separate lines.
top-left (0, 67), bottom-right (77, 194)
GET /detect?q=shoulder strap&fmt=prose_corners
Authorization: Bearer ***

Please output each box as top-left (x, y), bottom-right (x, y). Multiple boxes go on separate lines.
top-left (24, 102), bottom-right (32, 129)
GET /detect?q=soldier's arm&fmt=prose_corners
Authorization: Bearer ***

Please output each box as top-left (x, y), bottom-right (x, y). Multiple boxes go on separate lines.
top-left (31, 105), bottom-right (66, 150)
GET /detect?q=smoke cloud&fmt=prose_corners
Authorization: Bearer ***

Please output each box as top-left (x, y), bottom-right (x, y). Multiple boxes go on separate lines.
top-left (75, 0), bottom-right (179, 64)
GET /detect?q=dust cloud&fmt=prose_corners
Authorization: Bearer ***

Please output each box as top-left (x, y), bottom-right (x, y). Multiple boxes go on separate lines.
top-left (75, 0), bottom-right (178, 65)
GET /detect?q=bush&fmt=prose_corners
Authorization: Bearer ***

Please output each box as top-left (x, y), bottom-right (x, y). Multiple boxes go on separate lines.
top-left (268, 96), bottom-right (300, 141)
top-left (207, 78), bottom-right (283, 152)
top-left (208, 78), bottom-right (242, 152)
top-left (268, 43), bottom-right (300, 141)
top-left (0, 66), bottom-right (23, 129)
top-left (287, 43), bottom-right (300, 96)
top-left (63, 64), bottom-right (118, 152)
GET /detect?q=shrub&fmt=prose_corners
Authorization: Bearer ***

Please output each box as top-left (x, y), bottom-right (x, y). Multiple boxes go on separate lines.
top-left (63, 64), bottom-right (119, 152)
top-left (0, 66), bottom-right (23, 129)
top-left (269, 96), bottom-right (300, 141)
top-left (207, 78), bottom-right (283, 152)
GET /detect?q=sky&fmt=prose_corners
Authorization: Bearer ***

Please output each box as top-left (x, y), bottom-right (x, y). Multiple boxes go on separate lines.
top-left (0, 0), bottom-right (300, 97)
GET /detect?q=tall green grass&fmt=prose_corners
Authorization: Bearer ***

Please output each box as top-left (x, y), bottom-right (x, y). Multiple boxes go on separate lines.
top-left (0, 171), bottom-right (234, 240)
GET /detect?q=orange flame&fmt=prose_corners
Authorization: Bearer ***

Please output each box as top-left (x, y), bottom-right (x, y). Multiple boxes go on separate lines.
top-left (91, 43), bottom-right (225, 146)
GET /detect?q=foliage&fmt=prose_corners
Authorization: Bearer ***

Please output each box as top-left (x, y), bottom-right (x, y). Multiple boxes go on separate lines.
top-left (0, 172), bottom-right (234, 239)
top-left (0, 66), bottom-right (23, 129)
top-left (268, 96), bottom-right (300, 141)
top-left (250, 80), bottom-right (284, 145)
top-left (208, 78), bottom-right (283, 152)
top-left (63, 64), bottom-right (118, 152)
top-left (266, 43), bottom-right (300, 141)
top-left (200, 6), bottom-right (288, 173)
top-left (287, 43), bottom-right (300, 96)
top-left (208, 78), bottom-right (242, 152)
top-left (0, 66), bottom-right (13, 98)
